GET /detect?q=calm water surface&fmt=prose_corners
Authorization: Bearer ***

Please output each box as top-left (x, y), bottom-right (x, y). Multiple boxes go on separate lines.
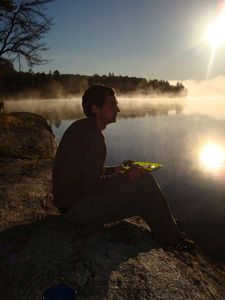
top-left (6, 97), bottom-right (225, 262)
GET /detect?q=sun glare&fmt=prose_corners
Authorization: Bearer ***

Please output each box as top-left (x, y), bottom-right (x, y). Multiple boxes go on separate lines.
top-left (200, 142), bottom-right (225, 170)
top-left (205, 4), bottom-right (225, 78)
top-left (206, 13), bottom-right (225, 50)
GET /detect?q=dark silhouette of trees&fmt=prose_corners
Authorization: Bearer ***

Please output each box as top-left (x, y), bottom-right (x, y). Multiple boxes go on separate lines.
top-left (0, 70), bottom-right (187, 99)
top-left (0, 57), bottom-right (15, 74)
top-left (0, 0), bottom-right (13, 12)
top-left (0, 0), bottom-right (54, 68)
top-left (88, 74), bottom-right (187, 97)
top-left (0, 57), bottom-right (15, 92)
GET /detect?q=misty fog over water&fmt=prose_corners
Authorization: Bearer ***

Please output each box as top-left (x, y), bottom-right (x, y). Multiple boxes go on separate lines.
top-left (5, 96), bottom-right (225, 262)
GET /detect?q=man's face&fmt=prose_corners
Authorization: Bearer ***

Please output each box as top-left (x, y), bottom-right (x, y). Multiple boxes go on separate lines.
top-left (94, 95), bottom-right (120, 125)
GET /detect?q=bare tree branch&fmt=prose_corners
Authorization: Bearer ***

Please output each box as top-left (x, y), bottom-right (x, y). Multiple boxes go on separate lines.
top-left (0, 0), bottom-right (54, 67)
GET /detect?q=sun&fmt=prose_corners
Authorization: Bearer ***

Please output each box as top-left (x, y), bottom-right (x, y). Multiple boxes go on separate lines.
top-left (200, 142), bottom-right (225, 171)
top-left (205, 4), bottom-right (225, 77)
top-left (206, 8), bottom-right (225, 51)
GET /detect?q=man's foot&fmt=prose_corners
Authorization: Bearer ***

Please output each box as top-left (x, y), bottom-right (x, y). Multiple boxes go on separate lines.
top-left (172, 237), bottom-right (196, 251)
top-left (153, 233), bottom-right (196, 252)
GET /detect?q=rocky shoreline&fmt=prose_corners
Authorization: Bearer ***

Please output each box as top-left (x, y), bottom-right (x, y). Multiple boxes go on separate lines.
top-left (0, 112), bottom-right (225, 299)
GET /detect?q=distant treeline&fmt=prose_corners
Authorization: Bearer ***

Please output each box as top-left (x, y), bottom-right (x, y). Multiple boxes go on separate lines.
top-left (0, 61), bottom-right (187, 99)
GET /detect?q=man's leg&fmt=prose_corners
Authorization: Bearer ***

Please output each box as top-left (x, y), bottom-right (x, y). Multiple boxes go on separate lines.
top-left (65, 174), bottom-right (182, 243)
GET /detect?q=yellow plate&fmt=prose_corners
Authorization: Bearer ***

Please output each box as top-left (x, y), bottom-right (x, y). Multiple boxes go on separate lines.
top-left (122, 161), bottom-right (163, 172)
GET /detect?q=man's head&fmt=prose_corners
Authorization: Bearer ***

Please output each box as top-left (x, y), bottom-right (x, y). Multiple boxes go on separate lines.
top-left (82, 85), bottom-right (120, 127)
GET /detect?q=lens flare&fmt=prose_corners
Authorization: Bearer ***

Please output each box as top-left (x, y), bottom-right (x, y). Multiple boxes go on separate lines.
top-left (200, 142), bottom-right (225, 170)
top-left (205, 4), bottom-right (225, 77)
top-left (206, 15), bottom-right (225, 50)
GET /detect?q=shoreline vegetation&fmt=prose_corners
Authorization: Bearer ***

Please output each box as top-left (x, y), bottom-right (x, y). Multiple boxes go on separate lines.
top-left (0, 69), bottom-right (187, 100)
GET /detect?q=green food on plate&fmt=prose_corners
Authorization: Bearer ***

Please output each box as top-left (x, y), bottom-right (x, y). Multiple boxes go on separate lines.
top-left (122, 161), bottom-right (163, 172)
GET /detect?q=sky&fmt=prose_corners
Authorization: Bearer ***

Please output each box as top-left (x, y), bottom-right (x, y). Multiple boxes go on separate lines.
top-left (33, 0), bottom-right (225, 81)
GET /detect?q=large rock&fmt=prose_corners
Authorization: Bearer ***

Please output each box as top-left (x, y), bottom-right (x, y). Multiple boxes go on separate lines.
top-left (0, 112), bottom-right (58, 231)
top-left (0, 112), bottom-right (225, 299)
top-left (0, 112), bottom-right (57, 159)
top-left (0, 157), bottom-right (59, 230)
top-left (0, 217), bottom-right (225, 299)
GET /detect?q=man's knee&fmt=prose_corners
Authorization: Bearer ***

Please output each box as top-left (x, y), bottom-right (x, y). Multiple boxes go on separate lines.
top-left (134, 174), bottom-right (164, 198)
top-left (138, 173), bottom-right (157, 186)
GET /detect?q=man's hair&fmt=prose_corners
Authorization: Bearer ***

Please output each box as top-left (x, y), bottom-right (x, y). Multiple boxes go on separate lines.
top-left (82, 84), bottom-right (115, 117)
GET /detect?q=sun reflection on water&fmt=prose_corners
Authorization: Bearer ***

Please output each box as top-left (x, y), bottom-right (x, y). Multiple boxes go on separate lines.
top-left (200, 142), bottom-right (225, 171)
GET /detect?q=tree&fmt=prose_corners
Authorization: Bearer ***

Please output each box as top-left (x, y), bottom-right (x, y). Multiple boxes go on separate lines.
top-left (0, 0), bottom-right (13, 11)
top-left (0, 56), bottom-right (15, 74)
top-left (0, 0), bottom-right (54, 68)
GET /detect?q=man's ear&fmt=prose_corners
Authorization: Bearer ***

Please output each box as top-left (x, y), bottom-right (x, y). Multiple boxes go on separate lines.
top-left (91, 104), bottom-right (101, 115)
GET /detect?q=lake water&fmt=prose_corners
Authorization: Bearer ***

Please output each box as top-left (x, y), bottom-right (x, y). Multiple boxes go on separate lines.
top-left (5, 96), bottom-right (225, 262)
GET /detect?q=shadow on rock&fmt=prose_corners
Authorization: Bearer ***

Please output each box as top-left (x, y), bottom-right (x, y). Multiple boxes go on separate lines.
top-left (0, 215), bottom-right (159, 300)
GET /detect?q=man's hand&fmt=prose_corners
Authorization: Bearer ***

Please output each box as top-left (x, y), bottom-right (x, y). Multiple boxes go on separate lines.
top-left (113, 160), bottom-right (134, 173)
top-left (114, 160), bottom-right (149, 181)
top-left (122, 160), bottom-right (135, 167)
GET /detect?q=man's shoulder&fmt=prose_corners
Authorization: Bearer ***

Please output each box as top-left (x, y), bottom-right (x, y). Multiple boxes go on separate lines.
top-left (63, 117), bottom-right (97, 139)
top-left (77, 117), bottom-right (96, 128)
top-left (57, 118), bottom-right (93, 150)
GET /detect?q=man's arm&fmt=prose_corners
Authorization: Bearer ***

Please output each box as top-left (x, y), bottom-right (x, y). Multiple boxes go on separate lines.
top-left (82, 133), bottom-right (149, 195)
top-left (82, 134), bottom-right (130, 195)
